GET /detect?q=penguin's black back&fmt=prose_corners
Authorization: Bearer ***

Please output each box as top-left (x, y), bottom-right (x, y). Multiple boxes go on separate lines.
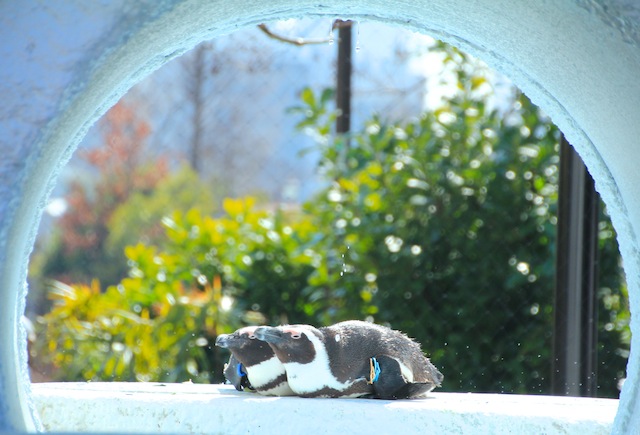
top-left (320, 320), bottom-right (440, 385)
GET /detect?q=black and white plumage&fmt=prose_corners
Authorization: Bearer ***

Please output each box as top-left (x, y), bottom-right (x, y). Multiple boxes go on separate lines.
top-left (222, 354), bottom-right (251, 392)
top-left (254, 320), bottom-right (443, 399)
top-left (215, 326), bottom-right (295, 396)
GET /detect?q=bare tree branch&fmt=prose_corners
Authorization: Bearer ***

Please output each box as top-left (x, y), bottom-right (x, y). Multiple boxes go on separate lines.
top-left (257, 23), bottom-right (333, 46)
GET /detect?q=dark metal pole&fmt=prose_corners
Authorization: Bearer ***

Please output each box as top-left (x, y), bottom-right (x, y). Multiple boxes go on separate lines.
top-left (335, 20), bottom-right (352, 140)
top-left (189, 44), bottom-right (207, 175)
top-left (552, 135), bottom-right (599, 397)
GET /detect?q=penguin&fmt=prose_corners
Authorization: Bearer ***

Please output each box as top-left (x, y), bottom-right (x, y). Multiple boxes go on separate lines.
top-left (254, 320), bottom-right (443, 399)
top-left (222, 353), bottom-right (252, 392)
top-left (215, 326), bottom-right (295, 396)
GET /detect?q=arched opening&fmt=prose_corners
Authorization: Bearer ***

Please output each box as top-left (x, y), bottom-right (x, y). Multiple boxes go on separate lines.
top-left (27, 19), bottom-right (627, 400)
top-left (2, 2), bottom-right (638, 433)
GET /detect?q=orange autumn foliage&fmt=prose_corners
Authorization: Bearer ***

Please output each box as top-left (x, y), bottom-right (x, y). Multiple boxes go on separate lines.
top-left (56, 100), bottom-right (167, 276)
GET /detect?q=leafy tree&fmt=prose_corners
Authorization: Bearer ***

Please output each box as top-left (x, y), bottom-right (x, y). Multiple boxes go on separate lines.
top-left (37, 100), bottom-right (168, 288)
top-left (296, 86), bottom-right (560, 393)
top-left (283, 44), bottom-right (627, 397)
top-left (106, 164), bottom-right (216, 259)
top-left (596, 208), bottom-right (630, 394)
top-left (290, 44), bottom-right (628, 397)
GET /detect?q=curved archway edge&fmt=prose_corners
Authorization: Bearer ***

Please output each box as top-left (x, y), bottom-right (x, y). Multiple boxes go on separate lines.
top-left (1, 1), bottom-right (639, 432)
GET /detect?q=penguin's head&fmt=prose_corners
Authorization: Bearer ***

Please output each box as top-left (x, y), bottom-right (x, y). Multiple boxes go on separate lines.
top-left (215, 326), bottom-right (260, 349)
top-left (254, 325), bottom-right (319, 364)
top-left (215, 326), bottom-right (276, 367)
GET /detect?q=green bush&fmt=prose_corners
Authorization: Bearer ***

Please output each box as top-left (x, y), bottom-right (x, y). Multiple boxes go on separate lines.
top-left (296, 87), bottom-right (559, 393)
top-left (289, 44), bottom-right (628, 396)
top-left (35, 198), bottom-right (322, 382)
top-left (106, 164), bottom-right (216, 259)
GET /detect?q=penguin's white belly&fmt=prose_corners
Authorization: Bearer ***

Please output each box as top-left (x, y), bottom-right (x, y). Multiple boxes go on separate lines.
top-left (247, 356), bottom-right (294, 396)
top-left (285, 363), bottom-right (357, 392)
top-left (282, 343), bottom-right (366, 396)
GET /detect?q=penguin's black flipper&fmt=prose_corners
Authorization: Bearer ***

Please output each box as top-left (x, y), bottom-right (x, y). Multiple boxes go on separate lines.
top-left (371, 354), bottom-right (436, 400)
top-left (370, 354), bottom-right (410, 399)
top-left (223, 354), bottom-right (252, 392)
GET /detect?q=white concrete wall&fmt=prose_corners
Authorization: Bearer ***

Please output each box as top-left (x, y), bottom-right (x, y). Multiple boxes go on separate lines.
top-left (1, 1), bottom-right (639, 433)
top-left (32, 383), bottom-right (618, 434)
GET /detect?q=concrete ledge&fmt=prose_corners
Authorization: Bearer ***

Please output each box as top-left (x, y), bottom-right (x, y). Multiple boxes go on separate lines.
top-left (31, 382), bottom-right (617, 434)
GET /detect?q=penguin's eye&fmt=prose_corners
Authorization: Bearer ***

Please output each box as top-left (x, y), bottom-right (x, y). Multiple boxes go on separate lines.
top-left (248, 334), bottom-right (257, 340)
top-left (290, 333), bottom-right (302, 339)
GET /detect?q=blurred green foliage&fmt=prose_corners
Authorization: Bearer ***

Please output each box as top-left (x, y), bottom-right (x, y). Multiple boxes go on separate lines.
top-left (34, 43), bottom-right (629, 396)
top-left (297, 89), bottom-right (627, 395)
top-left (34, 197), bottom-right (323, 382)
top-left (106, 165), bottom-right (216, 259)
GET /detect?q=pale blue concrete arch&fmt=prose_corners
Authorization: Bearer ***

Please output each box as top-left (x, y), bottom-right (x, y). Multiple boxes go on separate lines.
top-left (1, 1), bottom-right (639, 432)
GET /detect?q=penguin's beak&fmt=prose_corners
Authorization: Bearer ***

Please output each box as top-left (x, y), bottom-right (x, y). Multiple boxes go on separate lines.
top-left (215, 334), bottom-right (231, 348)
top-left (254, 326), bottom-right (284, 344)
